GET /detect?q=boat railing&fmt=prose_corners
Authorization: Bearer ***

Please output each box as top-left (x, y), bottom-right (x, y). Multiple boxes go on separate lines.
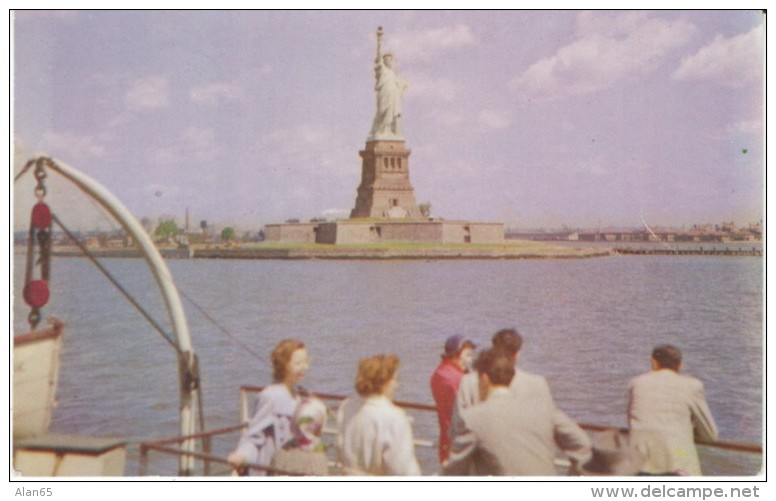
top-left (139, 423), bottom-right (307, 476)
top-left (137, 385), bottom-right (762, 476)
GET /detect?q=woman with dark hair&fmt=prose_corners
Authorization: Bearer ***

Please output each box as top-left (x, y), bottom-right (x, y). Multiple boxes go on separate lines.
top-left (228, 339), bottom-right (310, 474)
top-left (336, 354), bottom-right (420, 475)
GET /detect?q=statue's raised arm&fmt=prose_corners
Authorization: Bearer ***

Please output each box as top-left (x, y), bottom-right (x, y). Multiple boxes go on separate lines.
top-left (375, 26), bottom-right (384, 64)
top-left (368, 27), bottom-right (407, 141)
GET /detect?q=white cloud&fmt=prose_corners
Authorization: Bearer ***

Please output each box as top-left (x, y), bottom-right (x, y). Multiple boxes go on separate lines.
top-left (291, 184), bottom-right (313, 201)
top-left (104, 112), bottom-right (134, 130)
top-left (148, 126), bottom-right (219, 166)
top-left (714, 118), bottom-right (763, 142)
top-left (511, 12), bottom-right (696, 101)
top-left (297, 125), bottom-right (329, 145)
top-left (727, 118), bottom-right (763, 136)
top-left (427, 108), bottom-right (465, 131)
top-left (477, 109), bottom-right (512, 130)
top-left (189, 82), bottom-right (244, 107)
top-left (40, 131), bottom-right (107, 159)
top-left (672, 23), bottom-right (764, 87)
top-left (181, 126), bottom-right (219, 163)
top-left (321, 208), bottom-right (350, 219)
top-left (124, 76), bottom-right (170, 111)
top-left (391, 23), bottom-right (476, 63)
top-left (405, 72), bottom-right (463, 101)
top-left (257, 124), bottom-right (350, 174)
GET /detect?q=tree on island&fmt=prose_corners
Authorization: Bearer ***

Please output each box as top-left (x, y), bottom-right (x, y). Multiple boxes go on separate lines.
top-left (154, 219), bottom-right (179, 242)
top-left (221, 226), bottom-right (235, 242)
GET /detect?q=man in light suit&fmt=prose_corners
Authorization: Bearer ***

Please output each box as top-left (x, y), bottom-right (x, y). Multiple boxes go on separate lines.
top-left (454, 328), bottom-right (554, 413)
top-left (628, 344), bottom-right (718, 476)
top-left (444, 340), bottom-right (591, 475)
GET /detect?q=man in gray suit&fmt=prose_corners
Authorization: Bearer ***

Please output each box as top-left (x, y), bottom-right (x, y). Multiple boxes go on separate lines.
top-left (444, 340), bottom-right (591, 475)
top-left (628, 344), bottom-right (718, 475)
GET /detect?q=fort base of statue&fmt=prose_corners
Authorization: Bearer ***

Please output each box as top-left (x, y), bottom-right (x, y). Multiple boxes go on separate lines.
top-left (350, 140), bottom-right (420, 219)
top-left (265, 219), bottom-right (504, 245)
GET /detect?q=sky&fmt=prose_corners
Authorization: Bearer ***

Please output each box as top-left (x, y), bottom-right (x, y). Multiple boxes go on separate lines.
top-left (11, 10), bottom-right (765, 232)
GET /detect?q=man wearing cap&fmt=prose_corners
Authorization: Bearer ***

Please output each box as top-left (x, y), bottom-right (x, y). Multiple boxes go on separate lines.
top-left (430, 334), bottom-right (475, 463)
top-left (628, 344), bottom-right (718, 475)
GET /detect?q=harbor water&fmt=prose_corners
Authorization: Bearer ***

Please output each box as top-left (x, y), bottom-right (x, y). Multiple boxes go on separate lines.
top-left (12, 253), bottom-right (764, 475)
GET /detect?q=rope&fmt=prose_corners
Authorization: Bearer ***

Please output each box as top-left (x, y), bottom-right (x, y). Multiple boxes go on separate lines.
top-left (51, 213), bottom-right (181, 353)
top-left (175, 286), bottom-right (265, 363)
top-left (79, 199), bottom-right (264, 363)
top-left (14, 159), bottom-right (37, 182)
top-left (126, 248), bottom-right (265, 364)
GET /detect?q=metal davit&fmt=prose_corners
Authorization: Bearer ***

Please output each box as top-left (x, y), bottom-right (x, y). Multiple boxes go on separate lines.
top-left (15, 156), bottom-right (203, 476)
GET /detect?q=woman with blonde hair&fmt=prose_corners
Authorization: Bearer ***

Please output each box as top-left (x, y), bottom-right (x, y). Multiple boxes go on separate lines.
top-left (228, 339), bottom-right (310, 474)
top-left (336, 354), bottom-right (421, 475)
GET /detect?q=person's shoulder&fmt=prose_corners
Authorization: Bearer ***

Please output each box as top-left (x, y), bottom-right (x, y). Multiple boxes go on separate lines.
top-left (260, 383), bottom-right (290, 399)
top-left (373, 397), bottom-right (409, 420)
top-left (517, 368), bottom-right (545, 382)
top-left (676, 372), bottom-right (705, 389)
top-left (435, 361), bottom-right (464, 380)
top-left (458, 370), bottom-right (477, 387)
top-left (462, 391), bottom-right (507, 422)
top-left (512, 369), bottom-right (555, 406)
top-left (430, 362), bottom-right (448, 380)
top-left (337, 395), bottom-right (366, 424)
top-left (383, 396), bottom-right (405, 412)
top-left (628, 370), bottom-right (653, 384)
top-left (515, 368), bottom-right (550, 389)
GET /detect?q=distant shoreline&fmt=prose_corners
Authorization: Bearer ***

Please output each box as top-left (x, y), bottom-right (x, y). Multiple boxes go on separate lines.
top-left (34, 241), bottom-right (612, 260)
top-left (17, 241), bottom-right (762, 261)
top-left (190, 244), bottom-right (612, 260)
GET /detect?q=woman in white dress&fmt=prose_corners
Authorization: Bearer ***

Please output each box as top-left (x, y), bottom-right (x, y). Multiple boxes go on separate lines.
top-left (227, 339), bottom-right (310, 474)
top-left (336, 354), bottom-right (421, 476)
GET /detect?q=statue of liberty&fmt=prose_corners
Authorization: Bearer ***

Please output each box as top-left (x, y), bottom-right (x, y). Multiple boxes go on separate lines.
top-left (368, 27), bottom-right (408, 141)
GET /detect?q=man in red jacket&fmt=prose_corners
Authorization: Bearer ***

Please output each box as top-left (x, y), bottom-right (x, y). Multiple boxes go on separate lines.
top-left (430, 334), bottom-right (476, 464)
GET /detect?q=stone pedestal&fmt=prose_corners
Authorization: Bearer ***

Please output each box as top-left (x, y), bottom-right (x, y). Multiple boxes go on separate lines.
top-left (350, 140), bottom-right (421, 219)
